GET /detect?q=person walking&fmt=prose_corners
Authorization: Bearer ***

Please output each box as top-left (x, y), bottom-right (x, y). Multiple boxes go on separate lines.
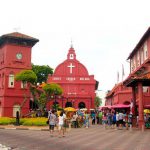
top-left (48, 110), bottom-right (57, 137)
top-left (58, 111), bottom-right (65, 137)
top-left (72, 112), bottom-right (78, 128)
top-left (91, 111), bottom-right (96, 125)
top-left (84, 111), bottom-right (90, 128)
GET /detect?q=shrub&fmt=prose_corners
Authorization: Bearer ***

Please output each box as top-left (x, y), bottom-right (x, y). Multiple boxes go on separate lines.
top-left (0, 117), bottom-right (15, 125)
top-left (0, 117), bottom-right (48, 126)
top-left (21, 117), bottom-right (47, 126)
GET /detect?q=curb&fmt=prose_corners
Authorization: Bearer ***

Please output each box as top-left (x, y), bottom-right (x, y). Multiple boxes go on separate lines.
top-left (0, 126), bottom-right (49, 131)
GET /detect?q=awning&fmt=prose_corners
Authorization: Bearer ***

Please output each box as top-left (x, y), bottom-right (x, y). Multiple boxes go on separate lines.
top-left (111, 104), bottom-right (130, 108)
top-left (145, 105), bottom-right (150, 108)
top-left (99, 105), bottom-right (112, 109)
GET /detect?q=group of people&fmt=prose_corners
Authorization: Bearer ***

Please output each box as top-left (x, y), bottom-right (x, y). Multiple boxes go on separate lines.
top-left (101, 110), bottom-right (133, 129)
top-left (48, 110), bottom-right (66, 138)
top-left (47, 108), bottom-right (138, 137)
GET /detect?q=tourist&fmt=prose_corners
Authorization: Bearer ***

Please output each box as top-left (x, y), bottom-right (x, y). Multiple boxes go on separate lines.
top-left (116, 112), bottom-right (119, 129)
top-left (98, 111), bottom-right (103, 124)
top-left (49, 110), bottom-right (57, 137)
top-left (84, 111), bottom-right (90, 128)
top-left (118, 111), bottom-right (124, 129)
top-left (102, 113), bottom-right (107, 129)
top-left (71, 112), bottom-right (78, 128)
top-left (91, 111), bottom-right (96, 125)
top-left (107, 111), bottom-right (112, 128)
top-left (58, 111), bottom-right (65, 137)
top-left (112, 112), bottom-right (116, 129)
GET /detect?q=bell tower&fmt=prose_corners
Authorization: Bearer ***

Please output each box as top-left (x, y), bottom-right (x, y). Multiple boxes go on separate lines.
top-left (0, 32), bottom-right (39, 117)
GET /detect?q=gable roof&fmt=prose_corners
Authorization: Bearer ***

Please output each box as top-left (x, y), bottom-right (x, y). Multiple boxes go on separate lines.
top-left (0, 32), bottom-right (39, 47)
top-left (127, 27), bottom-right (150, 59)
top-left (1, 32), bottom-right (38, 41)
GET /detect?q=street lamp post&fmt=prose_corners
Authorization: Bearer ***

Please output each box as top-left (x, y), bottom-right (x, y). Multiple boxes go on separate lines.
top-left (61, 96), bottom-right (64, 109)
top-left (54, 89), bottom-right (57, 111)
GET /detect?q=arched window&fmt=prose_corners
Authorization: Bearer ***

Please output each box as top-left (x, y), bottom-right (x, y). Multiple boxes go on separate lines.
top-left (69, 54), bottom-right (74, 59)
top-left (78, 102), bottom-right (86, 109)
top-left (13, 104), bottom-right (20, 117)
top-left (8, 74), bottom-right (14, 88)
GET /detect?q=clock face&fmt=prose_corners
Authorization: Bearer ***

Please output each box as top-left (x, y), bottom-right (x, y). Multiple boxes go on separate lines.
top-left (16, 53), bottom-right (22, 60)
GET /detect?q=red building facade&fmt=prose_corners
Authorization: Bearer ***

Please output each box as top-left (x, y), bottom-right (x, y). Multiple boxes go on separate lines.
top-left (0, 32), bottom-right (38, 117)
top-left (123, 27), bottom-right (150, 128)
top-left (47, 46), bottom-right (98, 110)
top-left (105, 82), bottom-right (132, 106)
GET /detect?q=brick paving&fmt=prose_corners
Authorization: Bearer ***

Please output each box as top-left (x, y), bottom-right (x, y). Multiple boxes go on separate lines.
top-left (0, 125), bottom-right (149, 150)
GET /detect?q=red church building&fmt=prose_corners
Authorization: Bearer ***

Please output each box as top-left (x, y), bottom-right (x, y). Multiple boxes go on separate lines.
top-left (0, 32), bottom-right (38, 117)
top-left (47, 46), bottom-right (98, 111)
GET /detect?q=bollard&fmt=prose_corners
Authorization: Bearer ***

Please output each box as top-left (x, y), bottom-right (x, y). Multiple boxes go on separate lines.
top-left (16, 111), bottom-right (20, 126)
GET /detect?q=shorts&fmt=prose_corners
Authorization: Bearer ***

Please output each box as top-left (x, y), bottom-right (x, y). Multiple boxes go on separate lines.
top-left (112, 121), bottom-right (116, 124)
top-left (49, 125), bottom-right (55, 130)
top-left (58, 124), bottom-right (64, 130)
top-left (119, 119), bottom-right (123, 124)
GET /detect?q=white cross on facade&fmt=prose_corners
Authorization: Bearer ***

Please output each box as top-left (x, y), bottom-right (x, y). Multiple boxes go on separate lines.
top-left (67, 63), bottom-right (75, 74)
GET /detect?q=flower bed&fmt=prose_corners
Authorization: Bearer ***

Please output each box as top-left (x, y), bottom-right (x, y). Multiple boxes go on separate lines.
top-left (0, 117), bottom-right (48, 126)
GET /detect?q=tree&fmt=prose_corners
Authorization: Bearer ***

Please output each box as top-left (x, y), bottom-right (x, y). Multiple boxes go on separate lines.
top-left (42, 83), bottom-right (63, 110)
top-left (15, 70), bottom-right (37, 116)
top-left (94, 96), bottom-right (102, 108)
top-left (32, 64), bottom-right (53, 84)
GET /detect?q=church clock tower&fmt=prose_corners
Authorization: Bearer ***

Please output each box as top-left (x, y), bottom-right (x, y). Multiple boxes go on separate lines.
top-left (0, 32), bottom-right (39, 117)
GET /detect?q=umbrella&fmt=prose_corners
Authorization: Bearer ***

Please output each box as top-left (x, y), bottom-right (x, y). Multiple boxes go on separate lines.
top-left (144, 109), bottom-right (150, 114)
top-left (64, 107), bottom-right (76, 112)
top-left (99, 105), bottom-right (112, 109)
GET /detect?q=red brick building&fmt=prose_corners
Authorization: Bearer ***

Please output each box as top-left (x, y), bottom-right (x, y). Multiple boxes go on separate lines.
top-left (47, 46), bottom-right (98, 110)
top-left (0, 32), bottom-right (38, 117)
top-left (105, 82), bottom-right (132, 106)
top-left (123, 27), bottom-right (150, 128)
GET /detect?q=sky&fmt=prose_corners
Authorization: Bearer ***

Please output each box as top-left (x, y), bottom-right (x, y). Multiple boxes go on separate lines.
top-left (0, 0), bottom-right (150, 94)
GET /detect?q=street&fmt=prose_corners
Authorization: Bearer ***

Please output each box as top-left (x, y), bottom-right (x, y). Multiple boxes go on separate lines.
top-left (0, 125), bottom-right (150, 150)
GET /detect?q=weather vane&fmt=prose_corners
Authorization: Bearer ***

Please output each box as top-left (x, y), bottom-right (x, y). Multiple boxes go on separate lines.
top-left (71, 38), bottom-right (73, 48)
top-left (13, 27), bottom-right (20, 32)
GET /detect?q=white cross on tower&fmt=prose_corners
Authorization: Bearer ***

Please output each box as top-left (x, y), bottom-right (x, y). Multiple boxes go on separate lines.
top-left (67, 63), bottom-right (75, 74)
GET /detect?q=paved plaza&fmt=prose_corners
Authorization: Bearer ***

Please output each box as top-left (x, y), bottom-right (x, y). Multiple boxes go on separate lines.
top-left (0, 125), bottom-right (150, 150)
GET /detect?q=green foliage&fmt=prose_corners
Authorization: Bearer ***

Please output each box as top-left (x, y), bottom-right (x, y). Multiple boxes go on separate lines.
top-left (51, 104), bottom-right (60, 110)
top-left (38, 93), bottom-right (47, 110)
top-left (42, 83), bottom-right (63, 96)
top-left (0, 117), bottom-right (48, 126)
top-left (32, 64), bottom-right (53, 84)
top-left (15, 70), bottom-right (37, 84)
top-left (94, 96), bottom-right (102, 108)
top-left (21, 117), bottom-right (47, 126)
top-left (0, 117), bottom-right (15, 125)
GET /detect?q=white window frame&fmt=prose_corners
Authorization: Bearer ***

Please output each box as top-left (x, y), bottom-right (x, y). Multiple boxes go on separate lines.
top-left (21, 81), bottom-right (27, 89)
top-left (69, 54), bottom-right (74, 59)
top-left (8, 74), bottom-right (14, 88)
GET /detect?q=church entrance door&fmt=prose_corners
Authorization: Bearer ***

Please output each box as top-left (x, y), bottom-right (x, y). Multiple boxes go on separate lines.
top-left (78, 102), bottom-right (86, 109)
top-left (65, 102), bottom-right (72, 107)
